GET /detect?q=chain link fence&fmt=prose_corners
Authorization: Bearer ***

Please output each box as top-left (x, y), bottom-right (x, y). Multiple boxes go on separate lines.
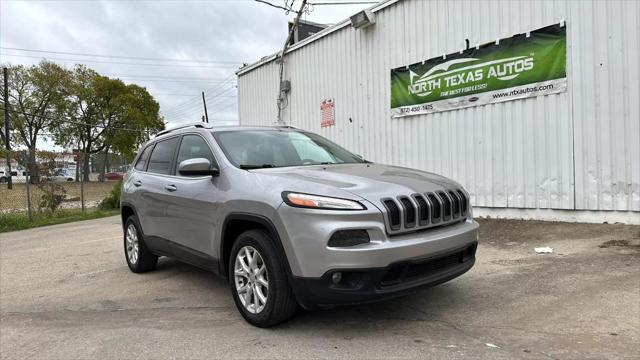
top-left (1, 179), bottom-right (117, 215)
top-left (1, 149), bottom-right (126, 220)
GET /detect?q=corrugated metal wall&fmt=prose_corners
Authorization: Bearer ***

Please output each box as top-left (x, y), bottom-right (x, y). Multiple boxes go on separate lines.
top-left (238, 0), bottom-right (640, 213)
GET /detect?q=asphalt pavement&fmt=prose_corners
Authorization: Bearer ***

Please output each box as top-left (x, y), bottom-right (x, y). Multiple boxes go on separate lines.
top-left (1, 216), bottom-right (638, 359)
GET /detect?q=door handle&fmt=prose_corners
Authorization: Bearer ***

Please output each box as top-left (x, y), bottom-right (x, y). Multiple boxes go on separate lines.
top-left (164, 184), bottom-right (177, 192)
top-left (133, 180), bottom-right (142, 187)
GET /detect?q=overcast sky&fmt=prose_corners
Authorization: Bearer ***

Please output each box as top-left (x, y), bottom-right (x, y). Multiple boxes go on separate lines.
top-left (0, 0), bottom-right (372, 133)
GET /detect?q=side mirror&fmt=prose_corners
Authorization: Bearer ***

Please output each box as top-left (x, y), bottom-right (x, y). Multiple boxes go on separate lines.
top-left (178, 158), bottom-right (219, 177)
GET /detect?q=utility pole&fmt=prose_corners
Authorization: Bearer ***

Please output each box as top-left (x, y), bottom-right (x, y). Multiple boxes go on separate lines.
top-left (202, 91), bottom-right (209, 123)
top-left (3, 67), bottom-right (13, 189)
top-left (276, 0), bottom-right (307, 125)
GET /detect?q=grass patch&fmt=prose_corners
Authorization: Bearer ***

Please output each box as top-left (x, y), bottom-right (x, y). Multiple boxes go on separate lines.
top-left (0, 208), bottom-right (119, 233)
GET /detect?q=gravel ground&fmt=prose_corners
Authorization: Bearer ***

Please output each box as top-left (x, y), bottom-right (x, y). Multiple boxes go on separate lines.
top-left (0, 216), bottom-right (638, 359)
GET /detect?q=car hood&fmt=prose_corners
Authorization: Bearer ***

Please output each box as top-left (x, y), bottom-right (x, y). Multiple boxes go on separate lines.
top-left (254, 163), bottom-right (462, 205)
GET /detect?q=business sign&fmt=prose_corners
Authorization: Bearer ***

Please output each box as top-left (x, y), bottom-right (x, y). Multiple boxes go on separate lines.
top-left (320, 98), bottom-right (335, 127)
top-left (390, 23), bottom-right (567, 117)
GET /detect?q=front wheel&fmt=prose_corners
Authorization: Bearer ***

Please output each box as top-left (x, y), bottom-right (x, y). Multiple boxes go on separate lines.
top-left (229, 229), bottom-right (297, 327)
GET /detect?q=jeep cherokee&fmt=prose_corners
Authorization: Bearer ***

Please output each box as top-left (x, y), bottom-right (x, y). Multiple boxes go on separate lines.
top-left (121, 123), bottom-right (478, 327)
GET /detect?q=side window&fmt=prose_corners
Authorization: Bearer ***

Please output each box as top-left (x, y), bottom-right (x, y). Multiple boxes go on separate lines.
top-left (134, 145), bottom-right (153, 171)
top-left (147, 137), bottom-right (180, 175)
top-left (176, 135), bottom-right (216, 175)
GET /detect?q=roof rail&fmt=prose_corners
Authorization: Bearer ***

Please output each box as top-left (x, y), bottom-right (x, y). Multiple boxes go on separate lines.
top-left (155, 122), bottom-right (213, 137)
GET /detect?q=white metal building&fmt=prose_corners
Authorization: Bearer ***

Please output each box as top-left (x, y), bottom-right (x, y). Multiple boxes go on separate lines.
top-left (237, 0), bottom-right (640, 224)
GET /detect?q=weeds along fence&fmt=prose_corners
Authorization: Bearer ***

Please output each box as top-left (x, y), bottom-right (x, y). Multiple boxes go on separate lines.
top-left (0, 180), bottom-right (116, 216)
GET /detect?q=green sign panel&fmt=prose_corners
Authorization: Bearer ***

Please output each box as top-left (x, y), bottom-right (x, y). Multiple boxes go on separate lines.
top-left (391, 24), bottom-right (567, 117)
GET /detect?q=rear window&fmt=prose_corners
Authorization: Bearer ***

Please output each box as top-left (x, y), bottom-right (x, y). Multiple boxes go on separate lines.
top-left (147, 137), bottom-right (180, 175)
top-left (134, 145), bottom-right (153, 171)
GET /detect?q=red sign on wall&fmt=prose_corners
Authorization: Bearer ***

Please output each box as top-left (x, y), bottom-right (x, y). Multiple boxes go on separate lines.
top-left (320, 98), bottom-right (335, 128)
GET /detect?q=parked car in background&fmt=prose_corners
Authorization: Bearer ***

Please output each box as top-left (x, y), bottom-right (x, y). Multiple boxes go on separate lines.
top-left (0, 170), bottom-right (30, 183)
top-left (103, 172), bottom-right (124, 181)
top-left (45, 169), bottom-right (75, 182)
top-left (121, 123), bottom-right (479, 327)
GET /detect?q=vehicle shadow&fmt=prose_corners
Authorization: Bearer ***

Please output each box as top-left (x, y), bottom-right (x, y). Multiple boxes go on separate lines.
top-left (152, 256), bottom-right (472, 332)
top-left (286, 284), bottom-right (468, 330)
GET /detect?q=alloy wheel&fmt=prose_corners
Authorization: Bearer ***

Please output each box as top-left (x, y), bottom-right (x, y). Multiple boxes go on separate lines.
top-left (126, 224), bottom-right (139, 265)
top-left (234, 246), bottom-right (269, 314)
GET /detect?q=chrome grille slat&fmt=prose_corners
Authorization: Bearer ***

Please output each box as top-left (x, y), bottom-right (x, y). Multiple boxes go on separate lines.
top-left (381, 188), bottom-right (469, 235)
top-left (437, 191), bottom-right (452, 221)
top-left (448, 190), bottom-right (461, 218)
top-left (398, 196), bottom-right (416, 228)
top-left (426, 193), bottom-right (442, 224)
top-left (457, 189), bottom-right (468, 216)
top-left (412, 194), bottom-right (430, 226)
top-left (382, 198), bottom-right (401, 230)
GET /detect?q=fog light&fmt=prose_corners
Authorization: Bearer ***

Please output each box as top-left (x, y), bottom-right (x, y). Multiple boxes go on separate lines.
top-left (331, 272), bottom-right (342, 284)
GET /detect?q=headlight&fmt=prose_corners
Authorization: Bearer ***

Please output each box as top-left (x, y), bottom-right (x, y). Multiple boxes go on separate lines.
top-left (282, 192), bottom-right (365, 210)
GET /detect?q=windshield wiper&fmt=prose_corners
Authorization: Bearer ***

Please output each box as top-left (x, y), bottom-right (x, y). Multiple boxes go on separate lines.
top-left (239, 164), bottom-right (276, 169)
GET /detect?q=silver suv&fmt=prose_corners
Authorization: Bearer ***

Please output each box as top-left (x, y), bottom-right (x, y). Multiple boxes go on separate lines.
top-left (121, 123), bottom-right (478, 327)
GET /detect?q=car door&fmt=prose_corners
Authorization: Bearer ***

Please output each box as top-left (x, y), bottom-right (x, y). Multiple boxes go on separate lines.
top-left (164, 133), bottom-right (222, 268)
top-left (139, 136), bottom-right (181, 248)
top-left (128, 145), bottom-right (157, 234)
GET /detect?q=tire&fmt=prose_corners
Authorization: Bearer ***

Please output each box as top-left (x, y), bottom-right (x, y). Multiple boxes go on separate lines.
top-left (229, 229), bottom-right (297, 327)
top-left (123, 215), bottom-right (158, 273)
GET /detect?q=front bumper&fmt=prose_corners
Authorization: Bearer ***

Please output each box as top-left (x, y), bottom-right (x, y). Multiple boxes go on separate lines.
top-left (274, 202), bottom-right (480, 278)
top-left (290, 241), bottom-right (477, 308)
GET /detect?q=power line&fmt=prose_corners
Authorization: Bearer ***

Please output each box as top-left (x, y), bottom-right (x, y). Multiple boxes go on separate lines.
top-left (154, 93), bottom-right (236, 97)
top-left (207, 101), bottom-right (238, 117)
top-left (254, 0), bottom-right (292, 12)
top-left (0, 53), bottom-right (240, 69)
top-left (0, 47), bottom-right (242, 64)
top-left (309, 1), bottom-right (377, 4)
top-left (163, 98), bottom-right (236, 120)
top-left (160, 85), bottom-right (237, 118)
top-left (161, 74), bottom-right (236, 113)
top-left (165, 94), bottom-right (238, 120)
top-left (162, 87), bottom-right (237, 117)
top-left (118, 78), bottom-right (237, 84)
top-left (0, 106), bottom-right (153, 133)
top-left (104, 73), bottom-right (231, 81)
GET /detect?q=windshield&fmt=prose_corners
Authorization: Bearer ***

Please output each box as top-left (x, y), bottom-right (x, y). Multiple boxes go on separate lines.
top-left (213, 130), bottom-right (366, 168)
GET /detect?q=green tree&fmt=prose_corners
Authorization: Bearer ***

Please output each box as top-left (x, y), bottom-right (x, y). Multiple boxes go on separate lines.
top-left (110, 83), bottom-right (164, 160)
top-left (54, 65), bottom-right (163, 181)
top-left (0, 62), bottom-right (69, 181)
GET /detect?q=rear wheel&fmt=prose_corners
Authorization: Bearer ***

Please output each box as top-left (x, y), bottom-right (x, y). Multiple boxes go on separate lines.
top-left (124, 216), bottom-right (158, 273)
top-left (229, 229), bottom-right (297, 327)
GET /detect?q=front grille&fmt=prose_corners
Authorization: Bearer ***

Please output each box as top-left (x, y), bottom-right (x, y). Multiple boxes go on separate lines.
top-left (381, 188), bottom-right (469, 234)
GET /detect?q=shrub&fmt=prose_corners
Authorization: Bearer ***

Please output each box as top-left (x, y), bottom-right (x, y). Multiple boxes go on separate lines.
top-left (37, 182), bottom-right (67, 212)
top-left (98, 180), bottom-right (122, 210)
